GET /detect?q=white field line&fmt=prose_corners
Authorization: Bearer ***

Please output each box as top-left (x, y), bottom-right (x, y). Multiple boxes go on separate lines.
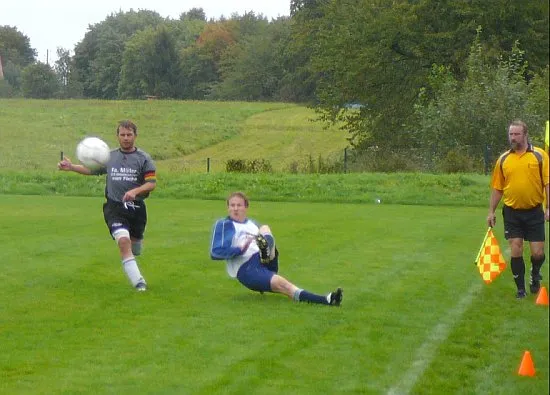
top-left (387, 281), bottom-right (483, 395)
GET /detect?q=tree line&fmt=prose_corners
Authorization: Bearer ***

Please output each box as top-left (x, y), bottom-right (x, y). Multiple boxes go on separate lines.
top-left (1, 0), bottom-right (548, 167)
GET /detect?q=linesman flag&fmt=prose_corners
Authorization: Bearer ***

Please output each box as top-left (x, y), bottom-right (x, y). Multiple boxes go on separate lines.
top-left (474, 228), bottom-right (506, 284)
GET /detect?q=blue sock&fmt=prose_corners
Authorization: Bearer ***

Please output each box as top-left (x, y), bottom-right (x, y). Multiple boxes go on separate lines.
top-left (293, 288), bottom-right (329, 305)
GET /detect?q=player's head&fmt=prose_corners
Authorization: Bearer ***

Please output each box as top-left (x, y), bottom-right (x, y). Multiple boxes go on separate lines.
top-left (226, 191), bottom-right (249, 222)
top-left (117, 120), bottom-right (138, 136)
top-left (117, 120), bottom-right (138, 151)
top-left (508, 120), bottom-right (528, 151)
top-left (227, 191), bottom-right (249, 207)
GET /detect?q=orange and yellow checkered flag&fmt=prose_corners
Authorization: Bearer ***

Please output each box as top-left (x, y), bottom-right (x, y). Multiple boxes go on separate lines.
top-left (474, 228), bottom-right (506, 284)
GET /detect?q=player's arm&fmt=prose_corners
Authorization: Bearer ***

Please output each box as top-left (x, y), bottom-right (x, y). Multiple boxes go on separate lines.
top-left (123, 181), bottom-right (156, 202)
top-left (487, 188), bottom-right (503, 227)
top-left (210, 220), bottom-right (244, 260)
top-left (487, 158), bottom-right (504, 227)
top-left (488, 189), bottom-right (503, 215)
top-left (57, 156), bottom-right (93, 175)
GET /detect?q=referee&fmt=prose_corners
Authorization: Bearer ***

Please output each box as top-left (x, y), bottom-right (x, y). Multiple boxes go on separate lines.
top-left (487, 120), bottom-right (550, 299)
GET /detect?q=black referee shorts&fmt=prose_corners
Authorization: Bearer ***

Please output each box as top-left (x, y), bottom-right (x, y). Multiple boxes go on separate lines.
top-left (103, 199), bottom-right (147, 240)
top-left (502, 204), bottom-right (545, 242)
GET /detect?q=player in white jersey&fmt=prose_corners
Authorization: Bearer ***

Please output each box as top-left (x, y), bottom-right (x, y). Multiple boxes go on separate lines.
top-left (58, 120), bottom-right (156, 292)
top-left (210, 192), bottom-right (343, 306)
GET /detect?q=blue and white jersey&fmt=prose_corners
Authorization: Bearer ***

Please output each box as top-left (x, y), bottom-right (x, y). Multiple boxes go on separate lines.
top-left (210, 217), bottom-right (260, 278)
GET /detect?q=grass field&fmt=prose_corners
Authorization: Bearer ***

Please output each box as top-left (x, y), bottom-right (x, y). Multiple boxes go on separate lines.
top-left (1, 99), bottom-right (548, 394)
top-left (1, 195), bottom-right (548, 394)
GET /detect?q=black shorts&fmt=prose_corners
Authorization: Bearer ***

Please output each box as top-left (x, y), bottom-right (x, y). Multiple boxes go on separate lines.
top-left (103, 199), bottom-right (147, 240)
top-left (502, 204), bottom-right (545, 242)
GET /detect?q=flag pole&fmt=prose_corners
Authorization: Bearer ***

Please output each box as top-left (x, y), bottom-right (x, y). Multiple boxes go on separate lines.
top-left (474, 227), bottom-right (492, 265)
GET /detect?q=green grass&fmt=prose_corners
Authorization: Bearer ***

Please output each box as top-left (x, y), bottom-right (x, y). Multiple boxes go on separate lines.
top-left (1, 99), bottom-right (548, 394)
top-left (1, 195), bottom-right (548, 394)
top-left (0, 171), bottom-right (492, 207)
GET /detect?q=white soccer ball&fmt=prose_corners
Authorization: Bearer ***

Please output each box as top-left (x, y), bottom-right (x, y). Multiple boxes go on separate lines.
top-left (76, 137), bottom-right (110, 169)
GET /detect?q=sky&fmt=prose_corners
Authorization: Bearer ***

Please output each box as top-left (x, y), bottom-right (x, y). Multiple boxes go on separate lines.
top-left (2, 0), bottom-right (291, 64)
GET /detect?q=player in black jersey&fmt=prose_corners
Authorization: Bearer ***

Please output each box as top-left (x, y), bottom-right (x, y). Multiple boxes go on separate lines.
top-left (58, 120), bottom-right (157, 291)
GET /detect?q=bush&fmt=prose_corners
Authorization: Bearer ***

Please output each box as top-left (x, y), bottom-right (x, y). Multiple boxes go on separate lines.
top-left (346, 148), bottom-right (423, 173)
top-left (436, 149), bottom-right (480, 173)
top-left (226, 159), bottom-right (272, 173)
top-left (285, 154), bottom-right (343, 174)
top-left (0, 79), bottom-right (14, 97)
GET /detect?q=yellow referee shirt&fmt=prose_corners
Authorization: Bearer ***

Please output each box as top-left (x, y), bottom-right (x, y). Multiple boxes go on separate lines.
top-left (490, 145), bottom-right (549, 209)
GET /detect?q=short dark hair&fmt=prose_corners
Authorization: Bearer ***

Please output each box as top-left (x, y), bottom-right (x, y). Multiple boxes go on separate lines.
top-left (117, 120), bottom-right (138, 135)
top-left (226, 191), bottom-right (249, 207)
top-left (508, 120), bottom-right (528, 135)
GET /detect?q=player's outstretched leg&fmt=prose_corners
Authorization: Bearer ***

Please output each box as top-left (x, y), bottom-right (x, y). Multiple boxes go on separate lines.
top-left (271, 274), bottom-right (343, 306)
top-left (114, 229), bottom-right (146, 291)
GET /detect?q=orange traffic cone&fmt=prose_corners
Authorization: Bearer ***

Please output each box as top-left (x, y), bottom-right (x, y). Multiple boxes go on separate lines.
top-left (535, 286), bottom-right (549, 306)
top-left (518, 351), bottom-right (536, 377)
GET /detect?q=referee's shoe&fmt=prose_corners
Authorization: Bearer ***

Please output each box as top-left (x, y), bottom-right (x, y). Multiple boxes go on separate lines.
top-left (529, 272), bottom-right (542, 295)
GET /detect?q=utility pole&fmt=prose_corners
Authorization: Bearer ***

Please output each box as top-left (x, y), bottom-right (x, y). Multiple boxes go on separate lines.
top-left (0, 55), bottom-right (4, 80)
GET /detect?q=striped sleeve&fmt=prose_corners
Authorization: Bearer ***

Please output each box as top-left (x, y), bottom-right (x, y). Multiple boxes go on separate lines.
top-left (144, 171), bottom-right (156, 182)
top-left (210, 219), bottom-right (242, 260)
top-left (490, 153), bottom-right (506, 190)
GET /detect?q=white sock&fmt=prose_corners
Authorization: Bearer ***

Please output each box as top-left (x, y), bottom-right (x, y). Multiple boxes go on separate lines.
top-left (122, 257), bottom-right (145, 286)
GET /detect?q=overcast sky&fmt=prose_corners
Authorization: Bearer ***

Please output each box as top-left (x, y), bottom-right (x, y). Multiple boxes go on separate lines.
top-left (2, 0), bottom-right (291, 64)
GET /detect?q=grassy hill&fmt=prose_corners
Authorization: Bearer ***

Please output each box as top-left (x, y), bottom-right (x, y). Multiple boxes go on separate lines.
top-left (0, 99), bottom-right (348, 173)
top-left (160, 106), bottom-right (349, 173)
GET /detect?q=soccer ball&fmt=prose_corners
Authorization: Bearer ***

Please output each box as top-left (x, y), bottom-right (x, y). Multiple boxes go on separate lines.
top-left (76, 137), bottom-right (110, 169)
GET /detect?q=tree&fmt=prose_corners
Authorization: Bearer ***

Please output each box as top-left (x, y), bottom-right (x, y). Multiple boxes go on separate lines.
top-left (72, 10), bottom-right (165, 98)
top-left (54, 47), bottom-right (82, 98)
top-left (412, 30), bottom-right (544, 158)
top-left (212, 18), bottom-right (290, 101)
top-left (1, 59), bottom-right (23, 94)
top-left (54, 48), bottom-right (70, 88)
top-left (21, 62), bottom-right (59, 98)
top-left (118, 27), bottom-right (181, 98)
top-left (525, 66), bottom-right (550, 144)
top-left (180, 8), bottom-right (207, 22)
top-left (0, 26), bottom-right (36, 95)
top-left (179, 21), bottom-right (238, 99)
top-left (291, 0), bottom-right (549, 150)
top-left (0, 26), bottom-right (36, 67)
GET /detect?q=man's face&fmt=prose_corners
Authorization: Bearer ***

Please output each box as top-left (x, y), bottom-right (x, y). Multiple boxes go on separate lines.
top-left (117, 126), bottom-right (136, 151)
top-left (508, 125), bottom-right (527, 151)
top-left (227, 196), bottom-right (247, 222)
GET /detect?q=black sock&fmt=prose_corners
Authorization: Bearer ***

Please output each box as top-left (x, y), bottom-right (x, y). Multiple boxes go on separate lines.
top-left (531, 255), bottom-right (545, 276)
top-left (296, 289), bottom-right (329, 305)
top-left (510, 256), bottom-right (525, 290)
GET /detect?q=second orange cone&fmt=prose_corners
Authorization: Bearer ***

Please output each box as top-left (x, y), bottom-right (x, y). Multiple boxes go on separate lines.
top-left (518, 351), bottom-right (536, 377)
top-left (536, 286), bottom-right (549, 305)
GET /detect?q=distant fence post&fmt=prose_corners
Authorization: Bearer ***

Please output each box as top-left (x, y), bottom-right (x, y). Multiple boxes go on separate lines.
top-left (344, 147), bottom-right (348, 173)
top-left (484, 145), bottom-right (491, 175)
top-left (207, 157), bottom-right (211, 173)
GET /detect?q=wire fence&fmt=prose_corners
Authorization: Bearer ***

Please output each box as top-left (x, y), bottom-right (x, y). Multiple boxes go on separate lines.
top-left (0, 145), bottom-right (498, 174)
